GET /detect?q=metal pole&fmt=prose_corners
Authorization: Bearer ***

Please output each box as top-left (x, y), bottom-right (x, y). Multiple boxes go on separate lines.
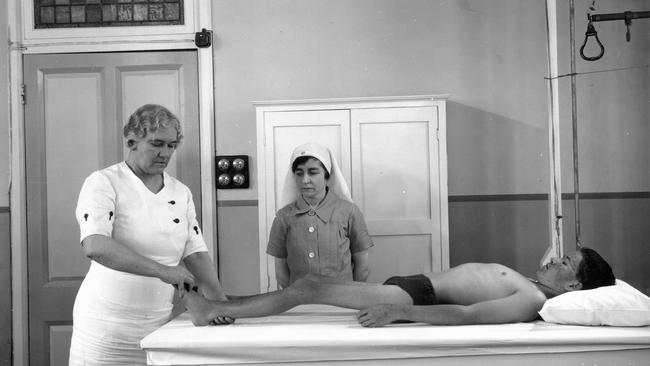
top-left (570, 0), bottom-right (582, 250)
top-left (542, 0), bottom-right (564, 266)
top-left (589, 11), bottom-right (650, 22)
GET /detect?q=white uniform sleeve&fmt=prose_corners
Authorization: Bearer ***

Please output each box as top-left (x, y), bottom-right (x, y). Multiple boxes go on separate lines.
top-left (182, 191), bottom-right (208, 258)
top-left (75, 171), bottom-right (115, 242)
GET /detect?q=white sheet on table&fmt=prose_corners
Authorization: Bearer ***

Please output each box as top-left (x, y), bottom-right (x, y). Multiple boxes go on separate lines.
top-left (141, 305), bottom-right (650, 365)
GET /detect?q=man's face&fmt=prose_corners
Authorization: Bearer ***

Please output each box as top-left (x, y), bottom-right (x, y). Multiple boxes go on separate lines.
top-left (294, 157), bottom-right (328, 201)
top-left (536, 251), bottom-right (584, 292)
top-left (130, 126), bottom-right (179, 176)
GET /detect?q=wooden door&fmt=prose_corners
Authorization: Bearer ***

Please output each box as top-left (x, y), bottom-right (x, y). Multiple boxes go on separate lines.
top-left (351, 107), bottom-right (448, 282)
top-left (24, 50), bottom-right (200, 366)
top-left (260, 110), bottom-right (352, 291)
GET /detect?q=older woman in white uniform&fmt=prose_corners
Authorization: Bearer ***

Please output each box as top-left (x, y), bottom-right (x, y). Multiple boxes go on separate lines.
top-left (69, 104), bottom-right (229, 365)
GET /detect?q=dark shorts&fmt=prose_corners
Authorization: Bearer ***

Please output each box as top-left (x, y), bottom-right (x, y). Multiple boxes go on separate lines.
top-left (383, 274), bottom-right (437, 305)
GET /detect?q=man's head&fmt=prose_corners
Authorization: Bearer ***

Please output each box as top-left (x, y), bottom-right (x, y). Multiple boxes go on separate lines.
top-left (575, 247), bottom-right (616, 290)
top-left (536, 247), bottom-right (615, 294)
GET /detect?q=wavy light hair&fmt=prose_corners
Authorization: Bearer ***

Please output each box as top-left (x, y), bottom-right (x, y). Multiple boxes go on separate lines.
top-left (123, 104), bottom-right (183, 142)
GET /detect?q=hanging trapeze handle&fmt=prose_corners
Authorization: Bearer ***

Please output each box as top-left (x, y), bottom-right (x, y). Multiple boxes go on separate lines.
top-left (624, 11), bottom-right (632, 42)
top-left (580, 22), bottom-right (605, 61)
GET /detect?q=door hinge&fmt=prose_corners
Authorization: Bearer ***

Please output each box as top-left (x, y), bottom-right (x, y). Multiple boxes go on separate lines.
top-left (20, 84), bottom-right (26, 105)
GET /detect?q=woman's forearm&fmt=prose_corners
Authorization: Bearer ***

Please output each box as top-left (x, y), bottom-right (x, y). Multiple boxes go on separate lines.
top-left (184, 252), bottom-right (227, 300)
top-left (81, 234), bottom-right (194, 289)
top-left (274, 257), bottom-right (290, 289)
top-left (352, 250), bottom-right (370, 282)
top-left (82, 234), bottom-right (165, 277)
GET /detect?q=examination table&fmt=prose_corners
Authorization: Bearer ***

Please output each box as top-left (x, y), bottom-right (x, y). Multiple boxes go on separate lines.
top-left (141, 304), bottom-right (650, 366)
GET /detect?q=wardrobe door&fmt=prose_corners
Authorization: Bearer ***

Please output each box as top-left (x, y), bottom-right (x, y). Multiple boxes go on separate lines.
top-left (351, 106), bottom-right (448, 282)
top-left (260, 109), bottom-right (351, 290)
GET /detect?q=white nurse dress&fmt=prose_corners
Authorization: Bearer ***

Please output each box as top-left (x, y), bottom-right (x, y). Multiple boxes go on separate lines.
top-left (69, 162), bottom-right (208, 365)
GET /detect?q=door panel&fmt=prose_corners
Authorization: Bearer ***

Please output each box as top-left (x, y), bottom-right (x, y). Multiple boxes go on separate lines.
top-left (44, 72), bottom-right (102, 279)
top-left (355, 120), bottom-right (432, 219)
top-left (262, 110), bottom-right (351, 290)
top-left (351, 107), bottom-right (443, 283)
top-left (49, 325), bottom-right (72, 366)
top-left (120, 67), bottom-right (187, 178)
top-left (25, 51), bottom-right (200, 365)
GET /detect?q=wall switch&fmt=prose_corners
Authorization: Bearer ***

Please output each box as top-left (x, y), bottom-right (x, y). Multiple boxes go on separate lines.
top-left (215, 155), bottom-right (249, 189)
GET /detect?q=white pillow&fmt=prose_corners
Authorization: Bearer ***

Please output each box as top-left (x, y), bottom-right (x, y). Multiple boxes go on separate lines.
top-left (539, 279), bottom-right (650, 326)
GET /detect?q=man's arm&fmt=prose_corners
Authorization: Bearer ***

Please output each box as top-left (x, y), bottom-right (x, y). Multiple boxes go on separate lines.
top-left (357, 290), bottom-right (546, 327)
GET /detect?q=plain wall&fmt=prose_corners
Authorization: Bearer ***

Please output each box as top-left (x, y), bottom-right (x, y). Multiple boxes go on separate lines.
top-left (212, 0), bottom-right (549, 199)
top-left (211, 0), bottom-right (649, 296)
top-left (212, 0), bottom-right (551, 294)
top-left (557, 0), bottom-right (650, 193)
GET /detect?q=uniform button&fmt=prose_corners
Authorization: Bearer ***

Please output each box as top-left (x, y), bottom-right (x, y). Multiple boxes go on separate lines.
top-left (308, 252), bottom-right (315, 258)
top-left (308, 226), bottom-right (315, 233)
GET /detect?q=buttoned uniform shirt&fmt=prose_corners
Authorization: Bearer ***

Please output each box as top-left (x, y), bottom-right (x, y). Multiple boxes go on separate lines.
top-left (76, 161), bottom-right (208, 270)
top-left (69, 161), bottom-right (208, 365)
top-left (267, 190), bottom-right (374, 285)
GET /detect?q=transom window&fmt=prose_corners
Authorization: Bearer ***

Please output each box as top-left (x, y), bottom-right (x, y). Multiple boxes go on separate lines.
top-left (34, 0), bottom-right (184, 29)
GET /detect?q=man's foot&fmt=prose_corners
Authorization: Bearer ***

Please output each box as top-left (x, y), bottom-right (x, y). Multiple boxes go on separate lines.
top-left (356, 305), bottom-right (403, 327)
top-left (183, 290), bottom-right (222, 326)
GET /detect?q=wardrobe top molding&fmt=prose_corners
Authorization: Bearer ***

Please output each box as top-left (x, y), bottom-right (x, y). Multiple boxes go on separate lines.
top-left (252, 95), bottom-right (450, 111)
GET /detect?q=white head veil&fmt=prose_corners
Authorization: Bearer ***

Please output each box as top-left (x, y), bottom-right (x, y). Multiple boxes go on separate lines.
top-left (278, 142), bottom-right (352, 208)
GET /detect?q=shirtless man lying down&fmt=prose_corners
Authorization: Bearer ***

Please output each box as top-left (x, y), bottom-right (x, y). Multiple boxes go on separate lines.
top-left (183, 247), bottom-right (615, 327)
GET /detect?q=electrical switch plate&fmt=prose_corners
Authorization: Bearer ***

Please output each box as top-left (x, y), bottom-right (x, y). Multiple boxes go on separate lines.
top-left (215, 155), bottom-right (249, 189)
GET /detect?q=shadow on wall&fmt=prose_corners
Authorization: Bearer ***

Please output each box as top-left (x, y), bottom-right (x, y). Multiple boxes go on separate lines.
top-left (449, 199), bottom-right (550, 278)
top-left (446, 100), bottom-right (548, 197)
top-left (444, 100), bottom-right (550, 277)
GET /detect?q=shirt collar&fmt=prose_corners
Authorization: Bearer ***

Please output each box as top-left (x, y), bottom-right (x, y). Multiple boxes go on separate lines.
top-left (289, 189), bottom-right (338, 222)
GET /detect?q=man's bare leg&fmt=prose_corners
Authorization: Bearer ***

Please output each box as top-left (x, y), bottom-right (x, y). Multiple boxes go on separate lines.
top-left (183, 275), bottom-right (412, 326)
